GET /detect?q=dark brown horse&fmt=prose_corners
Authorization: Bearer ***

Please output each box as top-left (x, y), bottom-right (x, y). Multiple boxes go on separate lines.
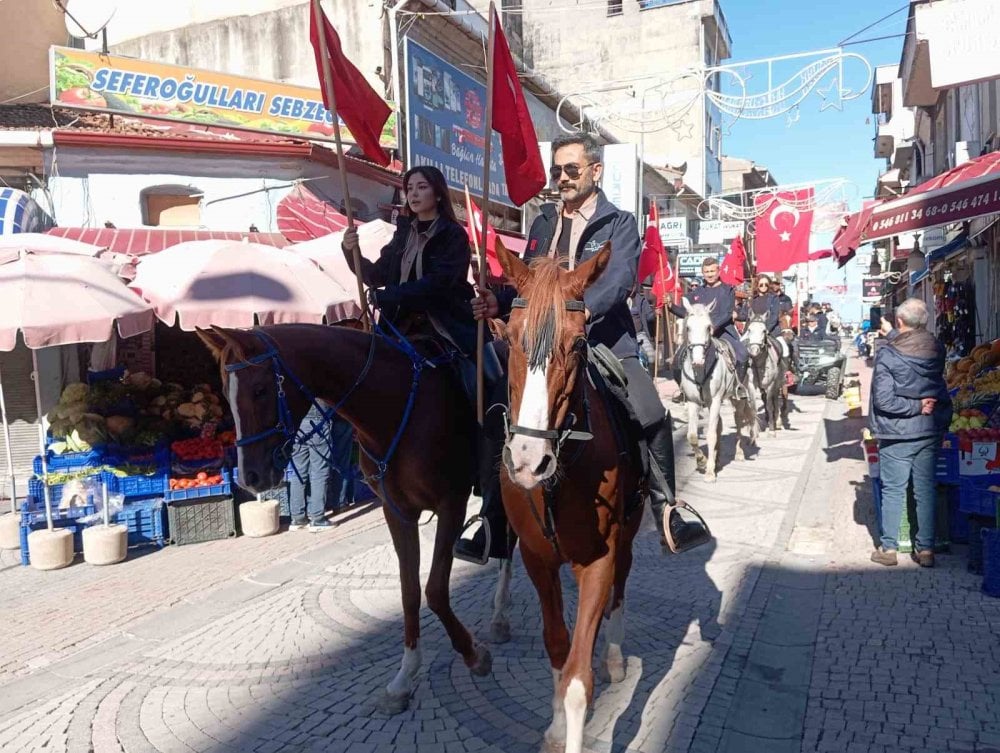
top-left (196, 323), bottom-right (492, 713)
top-left (494, 242), bottom-right (642, 753)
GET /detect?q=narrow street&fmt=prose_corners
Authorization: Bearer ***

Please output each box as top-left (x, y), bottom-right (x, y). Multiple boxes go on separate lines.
top-left (2, 347), bottom-right (996, 753)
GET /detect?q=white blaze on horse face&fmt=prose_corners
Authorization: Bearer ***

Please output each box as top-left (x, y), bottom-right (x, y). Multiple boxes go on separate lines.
top-left (507, 360), bottom-right (555, 487)
top-left (228, 373), bottom-right (245, 473)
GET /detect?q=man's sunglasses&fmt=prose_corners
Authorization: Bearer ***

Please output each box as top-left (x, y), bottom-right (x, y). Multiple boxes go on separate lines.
top-left (549, 162), bottom-right (594, 180)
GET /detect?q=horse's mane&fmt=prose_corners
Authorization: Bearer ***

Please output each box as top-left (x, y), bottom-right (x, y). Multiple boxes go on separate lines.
top-left (521, 257), bottom-right (568, 369)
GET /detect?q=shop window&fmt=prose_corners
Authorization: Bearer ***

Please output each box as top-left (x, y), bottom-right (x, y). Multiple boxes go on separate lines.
top-left (141, 185), bottom-right (203, 227)
top-left (608, 0), bottom-right (623, 15)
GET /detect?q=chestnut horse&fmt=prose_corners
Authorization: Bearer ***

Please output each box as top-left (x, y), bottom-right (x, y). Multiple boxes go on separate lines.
top-left (494, 243), bottom-right (642, 753)
top-left (196, 324), bottom-right (492, 713)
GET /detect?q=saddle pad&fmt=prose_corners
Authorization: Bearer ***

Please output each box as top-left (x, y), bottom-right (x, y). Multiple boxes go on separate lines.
top-left (585, 361), bottom-right (648, 519)
top-left (589, 343), bottom-right (628, 391)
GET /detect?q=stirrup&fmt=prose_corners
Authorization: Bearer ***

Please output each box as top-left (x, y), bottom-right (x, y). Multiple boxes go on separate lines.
top-left (453, 515), bottom-right (492, 566)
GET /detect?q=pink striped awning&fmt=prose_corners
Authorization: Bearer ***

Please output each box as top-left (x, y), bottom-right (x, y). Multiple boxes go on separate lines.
top-left (47, 227), bottom-right (289, 255)
top-left (276, 184), bottom-right (350, 243)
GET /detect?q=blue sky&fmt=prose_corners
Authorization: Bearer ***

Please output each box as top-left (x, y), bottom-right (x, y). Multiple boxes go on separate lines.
top-left (717, 0), bottom-right (909, 321)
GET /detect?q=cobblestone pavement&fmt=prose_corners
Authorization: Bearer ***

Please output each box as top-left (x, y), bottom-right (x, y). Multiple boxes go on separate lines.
top-left (2, 349), bottom-right (998, 752)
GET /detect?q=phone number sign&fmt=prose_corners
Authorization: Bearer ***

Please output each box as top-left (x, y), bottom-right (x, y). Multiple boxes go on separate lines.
top-left (867, 179), bottom-right (1000, 240)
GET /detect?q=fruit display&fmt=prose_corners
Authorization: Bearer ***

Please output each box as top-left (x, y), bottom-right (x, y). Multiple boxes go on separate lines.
top-left (168, 472), bottom-right (225, 491)
top-left (947, 338), bottom-right (1000, 390)
top-left (171, 437), bottom-right (224, 461)
top-left (950, 408), bottom-right (989, 433)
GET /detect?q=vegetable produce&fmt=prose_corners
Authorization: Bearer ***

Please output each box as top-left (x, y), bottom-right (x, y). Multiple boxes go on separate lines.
top-left (171, 437), bottom-right (224, 461)
top-left (169, 472), bottom-right (225, 490)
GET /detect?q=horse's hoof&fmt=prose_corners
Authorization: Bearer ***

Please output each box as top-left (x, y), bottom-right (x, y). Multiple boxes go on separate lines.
top-left (377, 689), bottom-right (412, 715)
top-left (599, 659), bottom-right (626, 684)
top-left (704, 474), bottom-right (717, 483)
top-left (490, 619), bottom-right (512, 644)
top-left (735, 451), bottom-right (745, 462)
top-left (468, 644), bottom-right (493, 677)
top-left (542, 735), bottom-right (566, 753)
top-left (769, 430), bottom-right (777, 438)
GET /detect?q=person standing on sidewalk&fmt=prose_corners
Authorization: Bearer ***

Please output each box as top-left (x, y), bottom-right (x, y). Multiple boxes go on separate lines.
top-left (288, 403), bottom-right (349, 531)
top-left (869, 298), bottom-right (952, 567)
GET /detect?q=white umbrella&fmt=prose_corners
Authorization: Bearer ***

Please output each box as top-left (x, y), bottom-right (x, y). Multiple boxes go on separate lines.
top-left (288, 220), bottom-right (396, 293)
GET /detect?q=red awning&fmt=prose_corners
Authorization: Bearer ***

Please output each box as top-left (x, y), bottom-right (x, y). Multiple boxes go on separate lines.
top-left (276, 184), bottom-right (350, 243)
top-left (47, 227), bottom-right (289, 254)
top-left (832, 201), bottom-right (876, 268)
top-left (840, 152), bottom-right (1000, 251)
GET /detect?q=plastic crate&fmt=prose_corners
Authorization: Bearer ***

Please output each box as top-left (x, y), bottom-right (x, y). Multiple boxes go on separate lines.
top-left (28, 475), bottom-right (102, 508)
top-left (104, 442), bottom-right (170, 469)
top-left (86, 365), bottom-right (126, 384)
top-left (935, 439), bottom-right (960, 486)
top-left (18, 498), bottom-right (96, 566)
top-left (166, 495), bottom-right (237, 545)
top-left (166, 468), bottom-right (232, 502)
top-left (104, 470), bottom-right (169, 499)
top-left (113, 497), bottom-right (167, 548)
top-left (870, 477), bottom-right (951, 553)
top-left (958, 479), bottom-right (1000, 518)
top-left (33, 448), bottom-right (105, 475)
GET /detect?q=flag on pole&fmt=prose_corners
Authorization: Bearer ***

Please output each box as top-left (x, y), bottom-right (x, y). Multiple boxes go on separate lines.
top-left (638, 202), bottom-right (666, 283)
top-left (651, 259), bottom-right (675, 309)
top-left (753, 189), bottom-right (815, 273)
top-left (465, 193), bottom-right (502, 277)
top-left (808, 248), bottom-right (835, 261)
top-left (720, 235), bottom-right (746, 286)
top-left (489, 14), bottom-right (546, 206)
top-left (309, 1), bottom-right (392, 166)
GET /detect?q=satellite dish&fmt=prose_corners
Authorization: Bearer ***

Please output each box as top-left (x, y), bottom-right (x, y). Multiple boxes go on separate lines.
top-left (62, 0), bottom-right (116, 39)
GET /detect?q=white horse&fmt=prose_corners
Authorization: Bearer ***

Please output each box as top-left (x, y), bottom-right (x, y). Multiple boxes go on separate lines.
top-left (742, 311), bottom-right (787, 436)
top-left (679, 300), bottom-right (759, 482)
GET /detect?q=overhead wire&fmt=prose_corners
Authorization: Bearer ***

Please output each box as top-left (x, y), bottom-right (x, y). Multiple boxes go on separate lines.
top-left (837, 3), bottom-right (909, 47)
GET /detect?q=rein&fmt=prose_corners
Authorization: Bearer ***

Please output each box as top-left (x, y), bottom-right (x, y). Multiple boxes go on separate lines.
top-left (226, 316), bottom-right (455, 525)
top-left (504, 295), bottom-right (594, 557)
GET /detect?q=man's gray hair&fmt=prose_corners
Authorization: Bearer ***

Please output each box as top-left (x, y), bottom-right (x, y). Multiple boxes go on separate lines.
top-left (897, 297), bottom-right (929, 328)
top-left (551, 132), bottom-right (603, 164)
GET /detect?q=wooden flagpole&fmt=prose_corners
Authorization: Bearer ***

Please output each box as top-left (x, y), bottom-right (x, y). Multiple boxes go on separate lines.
top-left (653, 305), bottom-right (661, 379)
top-left (475, 1), bottom-right (497, 426)
top-left (312, 0), bottom-right (369, 331)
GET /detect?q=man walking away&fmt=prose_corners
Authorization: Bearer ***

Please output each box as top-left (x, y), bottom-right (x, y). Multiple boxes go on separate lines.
top-left (869, 298), bottom-right (952, 567)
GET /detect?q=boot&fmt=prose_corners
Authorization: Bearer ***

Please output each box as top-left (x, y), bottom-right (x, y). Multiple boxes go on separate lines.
top-left (454, 433), bottom-right (511, 565)
top-left (645, 417), bottom-right (676, 549)
top-left (735, 359), bottom-right (751, 400)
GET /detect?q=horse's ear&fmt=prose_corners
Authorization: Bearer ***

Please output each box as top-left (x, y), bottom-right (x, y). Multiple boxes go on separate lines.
top-left (207, 325), bottom-right (248, 362)
top-left (495, 236), bottom-right (531, 292)
top-left (195, 327), bottom-right (227, 362)
top-left (682, 297), bottom-right (694, 314)
top-left (567, 241), bottom-right (611, 298)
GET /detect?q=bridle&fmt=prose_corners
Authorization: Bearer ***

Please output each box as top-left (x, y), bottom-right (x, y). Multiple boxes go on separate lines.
top-left (504, 297), bottom-right (593, 456)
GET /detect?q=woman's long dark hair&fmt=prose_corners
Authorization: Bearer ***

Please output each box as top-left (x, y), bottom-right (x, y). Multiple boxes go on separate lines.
top-left (401, 165), bottom-right (458, 224)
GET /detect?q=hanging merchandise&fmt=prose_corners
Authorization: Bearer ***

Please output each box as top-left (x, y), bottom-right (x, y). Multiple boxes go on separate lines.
top-left (934, 272), bottom-right (976, 360)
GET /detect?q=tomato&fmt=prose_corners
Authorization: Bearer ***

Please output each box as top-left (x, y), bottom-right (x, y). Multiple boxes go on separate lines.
top-left (196, 472), bottom-right (208, 481)
top-left (58, 87), bottom-right (107, 108)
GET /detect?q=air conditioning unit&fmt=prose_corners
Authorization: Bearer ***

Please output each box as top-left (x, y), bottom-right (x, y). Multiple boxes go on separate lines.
top-left (954, 140), bottom-right (980, 166)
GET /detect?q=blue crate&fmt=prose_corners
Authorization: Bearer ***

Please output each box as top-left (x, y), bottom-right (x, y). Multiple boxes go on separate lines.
top-left (935, 441), bottom-right (959, 486)
top-left (28, 475), bottom-right (102, 507)
top-left (958, 479), bottom-right (1000, 518)
top-left (103, 470), bottom-right (169, 499)
top-left (33, 448), bottom-right (105, 475)
top-left (166, 468), bottom-right (232, 502)
top-left (104, 442), bottom-right (170, 469)
top-left (113, 497), bottom-right (167, 547)
top-left (18, 499), bottom-right (96, 566)
top-left (86, 365), bottom-right (126, 384)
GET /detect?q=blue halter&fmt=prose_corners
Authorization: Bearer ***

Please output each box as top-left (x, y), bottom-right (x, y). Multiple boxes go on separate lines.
top-left (224, 319), bottom-right (455, 522)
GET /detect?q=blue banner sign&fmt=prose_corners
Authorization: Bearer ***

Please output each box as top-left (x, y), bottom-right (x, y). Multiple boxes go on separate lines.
top-left (404, 40), bottom-right (513, 207)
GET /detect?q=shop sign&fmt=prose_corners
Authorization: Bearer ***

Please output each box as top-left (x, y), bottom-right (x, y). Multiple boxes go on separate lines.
top-left (697, 220), bottom-right (743, 245)
top-left (678, 250), bottom-right (720, 277)
top-left (861, 276), bottom-right (883, 301)
top-left (659, 216), bottom-right (688, 244)
top-left (959, 440), bottom-right (1000, 476)
top-left (49, 46), bottom-right (397, 148)
top-left (404, 40), bottom-right (513, 206)
top-left (868, 181), bottom-right (1000, 238)
top-left (601, 143), bottom-right (638, 215)
top-left (925, 0), bottom-right (1000, 89)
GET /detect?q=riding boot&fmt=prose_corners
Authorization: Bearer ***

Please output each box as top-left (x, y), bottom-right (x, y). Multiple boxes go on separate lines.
top-left (453, 432), bottom-right (512, 565)
top-left (735, 359), bottom-right (751, 400)
top-left (645, 416), bottom-right (676, 548)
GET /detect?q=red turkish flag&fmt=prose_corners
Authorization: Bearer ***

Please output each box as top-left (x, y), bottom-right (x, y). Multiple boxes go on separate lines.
top-left (309, 1), bottom-right (391, 166)
top-left (491, 15), bottom-right (546, 206)
top-left (637, 202), bottom-right (666, 283)
top-left (754, 189), bottom-right (814, 273)
top-left (720, 235), bottom-right (746, 286)
top-left (651, 256), bottom-right (675, 309)
top-left (465, 195), bottom-right (502, 277)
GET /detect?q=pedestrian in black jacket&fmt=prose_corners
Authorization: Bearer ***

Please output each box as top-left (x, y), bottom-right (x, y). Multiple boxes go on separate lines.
top-left (454, 132), bottom-right (682, 562)
top-left (869, 298), bottom-right (953, 568)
